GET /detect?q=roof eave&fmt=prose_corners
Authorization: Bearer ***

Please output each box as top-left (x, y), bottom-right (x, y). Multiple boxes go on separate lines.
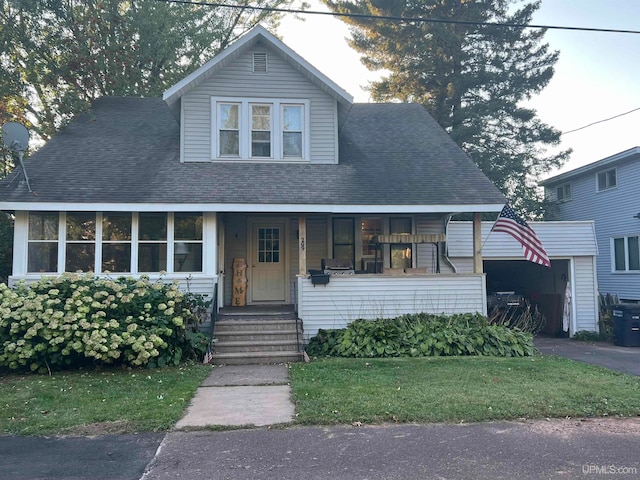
top-left (0, 202), bottom-right (506, 214)
top-left (540, 146), bottom-right (640, 186)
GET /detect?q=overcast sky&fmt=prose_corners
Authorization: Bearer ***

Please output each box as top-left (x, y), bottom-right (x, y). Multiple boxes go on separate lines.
top-left (279, 0), bottom-right (640, 177)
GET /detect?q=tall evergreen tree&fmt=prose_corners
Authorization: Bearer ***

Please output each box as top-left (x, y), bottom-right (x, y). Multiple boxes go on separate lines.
top-left (324, 0), bottom-right (569, 217)
top-left (1, 0), bottom-right (295, 141)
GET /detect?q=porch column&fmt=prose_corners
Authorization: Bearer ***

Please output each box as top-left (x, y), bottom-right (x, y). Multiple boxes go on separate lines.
top-left (298, 214), bottom-right (307, 275)
top-left (473, 212), bottom-right (483, 273)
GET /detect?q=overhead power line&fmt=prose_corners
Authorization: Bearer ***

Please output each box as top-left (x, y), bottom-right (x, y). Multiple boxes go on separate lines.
top-left (155, 0), bottom-right (640, 35)
top-left (562, 107), bottom-right (640, 135)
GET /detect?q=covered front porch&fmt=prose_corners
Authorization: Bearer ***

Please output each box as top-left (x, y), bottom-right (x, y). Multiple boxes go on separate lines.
top-left (218, 211), bottom-right (489, 340)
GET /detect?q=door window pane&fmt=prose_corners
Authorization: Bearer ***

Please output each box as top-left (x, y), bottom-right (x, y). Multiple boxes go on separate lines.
top-left (257, 227), bottom-right (280, 263)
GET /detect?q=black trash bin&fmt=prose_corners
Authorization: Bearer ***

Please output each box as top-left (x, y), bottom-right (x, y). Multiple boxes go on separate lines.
top-left (611, 304), bottom-right (640, 347)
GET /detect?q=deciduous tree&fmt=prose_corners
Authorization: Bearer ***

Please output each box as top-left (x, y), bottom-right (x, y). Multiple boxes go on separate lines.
top-left (1, 0), bottom-right (295, 141)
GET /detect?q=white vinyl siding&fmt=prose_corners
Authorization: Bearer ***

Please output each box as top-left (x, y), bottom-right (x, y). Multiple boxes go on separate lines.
top-left (182, 46), bottom-right (338, 164)
top-left (298, 274), bottom-right (487, 339)
top-left (574, 256), bottom-right (599, 333)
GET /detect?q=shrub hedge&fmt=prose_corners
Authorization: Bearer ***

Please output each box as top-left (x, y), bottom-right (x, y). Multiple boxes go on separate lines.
top-left (0, 273), bottom-right (209, 372)
top-left (305, 313), bottom-right (535, 358)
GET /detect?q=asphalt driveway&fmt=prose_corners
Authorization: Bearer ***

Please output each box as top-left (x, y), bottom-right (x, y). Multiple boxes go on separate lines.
top-left (534, 336), bottom-right (640, 376)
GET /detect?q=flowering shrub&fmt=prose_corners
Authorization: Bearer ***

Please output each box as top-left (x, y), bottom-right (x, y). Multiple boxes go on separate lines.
top-left (0, 273), bottom-right (209, 372)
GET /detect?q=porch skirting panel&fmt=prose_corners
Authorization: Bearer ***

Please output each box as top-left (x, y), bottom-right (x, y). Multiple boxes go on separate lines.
top-left (297, 273), bottom-right (487, 339)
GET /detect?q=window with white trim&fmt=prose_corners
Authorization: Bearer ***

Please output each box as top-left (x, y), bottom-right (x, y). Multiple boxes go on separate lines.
top-left (612, 235), bottom-right (640, 272)
top-left (27, 212), bottom-right (58, 273)
top-left (556, 183), bottom-right (571, 202)
top-left (597, 168), bottom-right (617, 191)
top-left (251, 103), bottom-right (272, 157)
top-left (102, 212), bottom-right (132, 273)
top-left (212, 98), bottom-right (308, 161)
top-left (26, 212), bottom-right (204, 275)
top-left (65, 212), bottom-right (96, 272)
top-left (138, 213), bottom-right (167, 273)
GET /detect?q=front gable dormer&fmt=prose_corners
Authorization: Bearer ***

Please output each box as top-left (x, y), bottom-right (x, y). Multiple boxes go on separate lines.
top-left (163, 26), bottom-right (353, 165)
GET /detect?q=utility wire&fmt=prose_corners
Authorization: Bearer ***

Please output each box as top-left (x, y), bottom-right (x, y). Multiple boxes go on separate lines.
top-left (155, 0), bottom-right (640, 35)
top-left (562, 107), bottom-right (640, 135)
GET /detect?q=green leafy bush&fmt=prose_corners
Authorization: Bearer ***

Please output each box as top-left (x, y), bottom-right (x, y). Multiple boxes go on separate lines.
top-left (572, 330), bottom-right (606, 342)
top-left (0, 273), bottom-right (209, 372)
top-left (305, 313), bottom-right (534, 358)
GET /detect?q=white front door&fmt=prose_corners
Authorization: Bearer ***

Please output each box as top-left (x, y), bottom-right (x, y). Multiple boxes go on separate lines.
top-left (250, 221), bottom-right (286, 302)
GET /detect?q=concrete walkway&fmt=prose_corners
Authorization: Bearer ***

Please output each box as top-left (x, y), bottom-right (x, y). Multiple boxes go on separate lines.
top-left (534, 336), bottom-right (640, 376)
top-left (175, 364), bottom-right (295, 428)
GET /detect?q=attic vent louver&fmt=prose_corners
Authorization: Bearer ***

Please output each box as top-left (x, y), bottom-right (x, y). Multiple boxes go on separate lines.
top-left (253, 52), bottom-right (267, 73)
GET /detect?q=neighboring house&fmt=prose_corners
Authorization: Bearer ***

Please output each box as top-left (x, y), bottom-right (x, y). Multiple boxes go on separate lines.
top-left (540, 147), bottom-right (640, 303)
top-left (0, 26), bottom-right (506, 343)
top-left (447, 221), bottom-right (599, 336)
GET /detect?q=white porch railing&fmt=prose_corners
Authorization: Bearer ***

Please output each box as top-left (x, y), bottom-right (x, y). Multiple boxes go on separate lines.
top-left (297, 273), bottom-right (487, 339)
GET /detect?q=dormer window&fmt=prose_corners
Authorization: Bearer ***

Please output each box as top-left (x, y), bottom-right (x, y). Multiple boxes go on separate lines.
top-left (212, 97), bottom-right (309, 161)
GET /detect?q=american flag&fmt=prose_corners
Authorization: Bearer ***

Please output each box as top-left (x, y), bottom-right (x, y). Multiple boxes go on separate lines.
top-left (492, 204), bottom-right (550, 267)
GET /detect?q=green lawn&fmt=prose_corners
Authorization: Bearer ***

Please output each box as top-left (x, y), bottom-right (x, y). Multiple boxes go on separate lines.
top-left (0, 363), bottom-right (211, 436)
top-left (2, 355), bottom-right (639, 436)
top-left (289, 356), bottom-right (640, 424)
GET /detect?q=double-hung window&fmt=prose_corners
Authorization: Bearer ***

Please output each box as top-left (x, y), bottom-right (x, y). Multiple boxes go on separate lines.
top-left (65, 213), bottom-right (96, 272)
top-left (556, 183), bottom-right (571, 202)
top-left (251, 104), bottom-right (272, 158)
top-left (138, 213), bottom-right (167, 273)
top-left (28, 212), bottom-right (59, 273)
top-left (213, 98), bottom-right (308, 160)
top-left (597, 168), bottom-right (617, 191)
top-left (218, 103), bottom-right (240, 156)
top-left (613, 236), bottom-right (640, 272)
top-left (282, 104), bottom-right (303, 157)
top-left (102, 213), bottom-right (132, 272)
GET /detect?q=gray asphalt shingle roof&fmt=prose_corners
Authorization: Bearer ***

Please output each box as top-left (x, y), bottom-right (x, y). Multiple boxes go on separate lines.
top-left (0, 97), bottom-right (505, 208)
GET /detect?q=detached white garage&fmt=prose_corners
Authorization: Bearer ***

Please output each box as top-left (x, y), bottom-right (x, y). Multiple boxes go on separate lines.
top-left (446, 221), bottom-right (599, 337)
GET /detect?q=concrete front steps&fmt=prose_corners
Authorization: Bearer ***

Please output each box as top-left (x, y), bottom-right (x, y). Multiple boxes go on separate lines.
top-left (211, 306), bottom-right (303, 365)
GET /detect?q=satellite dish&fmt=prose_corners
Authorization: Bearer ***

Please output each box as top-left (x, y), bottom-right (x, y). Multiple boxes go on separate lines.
top-left (1, 121), bottom-right (32, 192)
top-left (2, 122), bottom-right (30, 152)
